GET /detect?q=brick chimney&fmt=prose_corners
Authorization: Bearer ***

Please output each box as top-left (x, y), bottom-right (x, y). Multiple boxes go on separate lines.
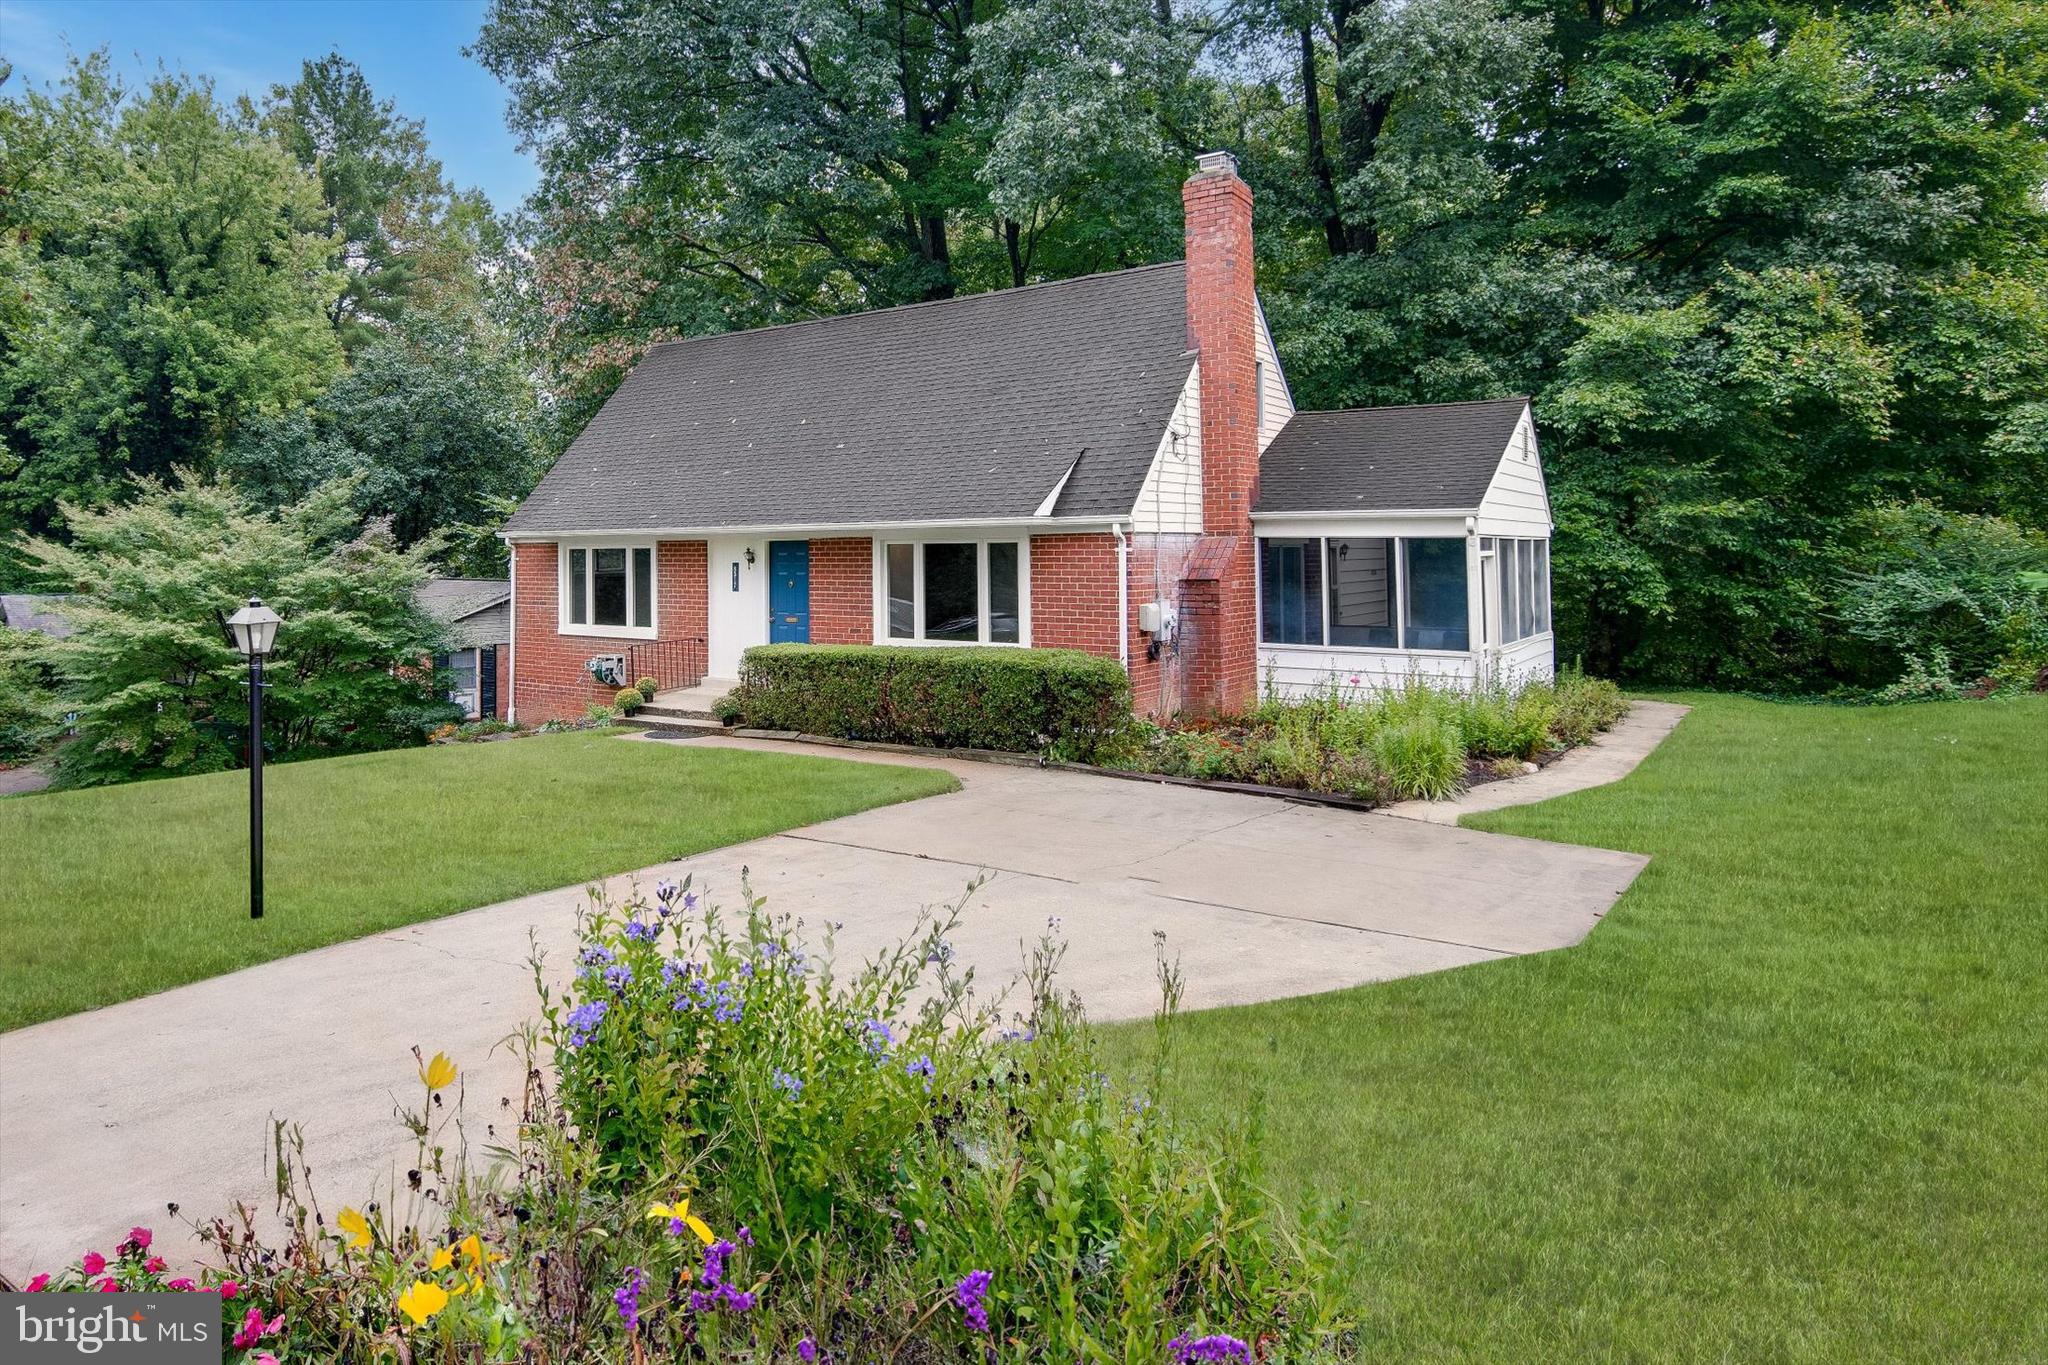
top-left (1181, 150), bottom-right (1259, 711)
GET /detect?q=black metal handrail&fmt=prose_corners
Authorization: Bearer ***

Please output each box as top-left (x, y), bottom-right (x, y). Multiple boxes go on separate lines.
top-left (625, 636), bottom-right (707, 694)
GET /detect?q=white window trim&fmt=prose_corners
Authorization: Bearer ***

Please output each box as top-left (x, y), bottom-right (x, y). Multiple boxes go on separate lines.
top-left (557, 540), bottom-right (659, 639)
top-left (872, 537), bottom-right (1032, 647)
top-left (1258, 533), bottom-right (1509, 658)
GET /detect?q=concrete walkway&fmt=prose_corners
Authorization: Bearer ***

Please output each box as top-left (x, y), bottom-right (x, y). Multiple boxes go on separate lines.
top-left (0, 724), bottom-right (1672, 1277)
top-left (1381, 700), bottom-right (1690, 824)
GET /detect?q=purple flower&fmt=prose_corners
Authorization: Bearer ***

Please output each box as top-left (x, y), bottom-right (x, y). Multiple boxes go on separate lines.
top-left (905, 1054), bottom-right (935, 1090)
top-left (614, 1266), bottom-right (646, 1332)
top-left (654, 877), bottom-right (678, 905)
top-left (566, 1000), bottom-right (609, 1048)
top-left (623, 918), bottom-right (658, 942)
top-left (735, 1225), bottom-right (753, 1247)
top-left (603, 963), bottom-right (634, 993)
top-left (999, 1026), bottom-right (1037, 1043)
top-left (772, 1069), bottom-right (804, 1098)
top-left (578, 945), bottom-right (614, 966)
top-left (661, 958), bottom-right (695, 987)
top-left (953, 1269), bottom-right (993, 1334)
top-left (797, 1338), bottom-right (818, 1362)
top-left (701, 1239), bottom-right (735, 1287)
top-left (861, 1018), bottom-right (893, 1060)
top-left (1167, 1333), bottom-right (1251, 1363)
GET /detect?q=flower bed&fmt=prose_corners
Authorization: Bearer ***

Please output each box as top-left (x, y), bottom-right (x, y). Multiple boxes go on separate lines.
top-left (17, 876), bottom-right (1351, 1362)
top-left (1112, 671), bottom-right (1629, 803)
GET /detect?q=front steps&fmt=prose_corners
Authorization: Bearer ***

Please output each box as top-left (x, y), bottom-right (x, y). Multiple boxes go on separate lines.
top-left (630, 677), bottom-right (737, 738)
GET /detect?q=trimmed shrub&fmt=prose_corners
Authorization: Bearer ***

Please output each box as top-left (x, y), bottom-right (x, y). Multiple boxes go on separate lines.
top-left (728, 644), bottom-right (1132, 760)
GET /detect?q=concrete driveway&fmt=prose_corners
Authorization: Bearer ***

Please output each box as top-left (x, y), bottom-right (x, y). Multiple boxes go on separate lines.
top-left (0, 737), bottom-right (1649, 1277)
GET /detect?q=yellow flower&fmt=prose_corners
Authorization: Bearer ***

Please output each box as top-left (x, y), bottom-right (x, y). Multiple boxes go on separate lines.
top-left (430, 1246), bottom-right (455, 1272)
top-left (418, 1051), bottom-right (458, 1091)
top-left (645, 1196), bottom-right (716, 1246)
top-left (397, 1279), bottom-right (449, 1326)
top-left (456, 1233), bottom-right (483, 1268)
top-left (336, 1206), bottom-right (371, 1251)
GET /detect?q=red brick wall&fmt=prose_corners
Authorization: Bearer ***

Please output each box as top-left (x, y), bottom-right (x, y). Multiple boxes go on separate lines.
top-left (510, 540), bottom-right (708, 723)
top-left (809, 537), bottom-right (873, 644)
top-left (1182, 157), bottom-right (1260, 712)
top-left (1029, 532), bottom-right (1167, 717)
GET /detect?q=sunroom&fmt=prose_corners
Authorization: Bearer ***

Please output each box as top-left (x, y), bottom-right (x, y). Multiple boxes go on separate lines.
top-left (1252, 397), bottom-right (1554, 698)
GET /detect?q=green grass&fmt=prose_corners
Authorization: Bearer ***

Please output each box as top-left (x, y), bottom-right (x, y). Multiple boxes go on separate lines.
top-left (1105, 693), bottom-right (2048, 1360)
top-left (0, 733), bottom-right (955, 1031)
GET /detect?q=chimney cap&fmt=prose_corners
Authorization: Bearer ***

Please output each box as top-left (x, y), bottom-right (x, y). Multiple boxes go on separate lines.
top-left (1193, 150), bottom-right (1238, 178)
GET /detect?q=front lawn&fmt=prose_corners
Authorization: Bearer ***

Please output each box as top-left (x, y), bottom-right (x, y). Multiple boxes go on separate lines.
top-left (0, 734), bottom-right (956, 1031)
top-left (1106, 693), bottom-right (2048, 1359)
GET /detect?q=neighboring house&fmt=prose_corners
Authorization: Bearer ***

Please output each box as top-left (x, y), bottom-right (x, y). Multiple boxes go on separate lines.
top-left (415, 578), bottom-right (510, 722)
top-left (1, 595), bottom-right (75, 639)
top-left (500, 151), bottom-right (1553, 722)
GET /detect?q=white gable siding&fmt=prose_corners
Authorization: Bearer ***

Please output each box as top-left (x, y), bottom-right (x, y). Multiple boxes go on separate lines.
top-left (1255, 304), bottom-right (1294, 451)
top-left (1476, 406), bottom-right (1551, 536)
top-left (1131, 366), bottom-right (1203, 533)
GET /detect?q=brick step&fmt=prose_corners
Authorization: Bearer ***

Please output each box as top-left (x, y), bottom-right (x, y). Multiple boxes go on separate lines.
top-left (628, 711), bottom-right (730, 737)
top-left (638, 703), bottom-right (725, 721)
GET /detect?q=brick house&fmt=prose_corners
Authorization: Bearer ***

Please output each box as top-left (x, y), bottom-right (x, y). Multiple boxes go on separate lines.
top-left (500, 152), bottom-right (1554, 723)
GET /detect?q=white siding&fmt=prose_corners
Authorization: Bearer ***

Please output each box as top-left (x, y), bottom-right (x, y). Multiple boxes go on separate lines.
top-left (1131, 367), bottom-right (1203, 533)
top-left (1259, 645), bottom-right (1480, 700)
top-left (1254, 303), bottom-right (1294, 451)
top-left (1492, 632), bottom-right (1556, 686)
top-left (1476, 407), bottom-right (1552, 537)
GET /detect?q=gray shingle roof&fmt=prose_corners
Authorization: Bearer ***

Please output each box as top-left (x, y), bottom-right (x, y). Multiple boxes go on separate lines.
top-left (414, 577), bottom-right (510, 624)
top-left (504, 264), bottom-right (1195, 535)
top-left (1, 594), bottom-right (75, 638)
top-left (1256, 398), bottom-right (1529, 514)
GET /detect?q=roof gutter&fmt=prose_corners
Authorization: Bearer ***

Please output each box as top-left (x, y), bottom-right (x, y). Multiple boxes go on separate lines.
top-left (500, 515), bottom-right (1125, 543)
top-left (1251, 507), bottom-right (1482, 522)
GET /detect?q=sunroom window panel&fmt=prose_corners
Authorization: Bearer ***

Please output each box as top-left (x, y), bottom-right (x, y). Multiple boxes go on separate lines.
top-left (1402, 538), bottom-right (1470, 652)
top-left (886, 544), bottom-right (916, 639)
top-left (1258, 538), bottom-right (1322, 645)
top-left (1535, 540), bottom-right (1551, 634)
top-left (987, 543), bottom-right (1020, 643)
top-left (1326, 538), bottom-right (1396, 648)
top-left (923, 543), bottom-right (979, 641)
top-left (631, 547), bottom-right (653, 628)
top-left (568, 548), bottom-right (588, 624)
top-left (1518, 538), bottom-right (1537, 639)
top-left (1500, 540), bottom-right (1521, 643)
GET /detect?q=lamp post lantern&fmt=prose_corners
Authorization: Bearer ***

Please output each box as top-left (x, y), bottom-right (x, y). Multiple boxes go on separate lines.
top-left (226, 597), bottom-right (282, 920)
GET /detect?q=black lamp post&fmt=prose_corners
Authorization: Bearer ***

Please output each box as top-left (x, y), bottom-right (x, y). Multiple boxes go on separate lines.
top-left (226, 597), bottom-right (282, 920)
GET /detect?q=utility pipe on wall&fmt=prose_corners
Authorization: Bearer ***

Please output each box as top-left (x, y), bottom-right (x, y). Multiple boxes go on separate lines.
top-left (1113, 521), bottom-right (1130, 674)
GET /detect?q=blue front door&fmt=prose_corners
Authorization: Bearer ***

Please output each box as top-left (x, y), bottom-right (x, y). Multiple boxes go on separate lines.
top-left (768, 540), bottom-right (810, 643)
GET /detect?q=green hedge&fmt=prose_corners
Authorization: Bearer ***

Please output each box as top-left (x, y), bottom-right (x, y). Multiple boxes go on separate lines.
top-left (728, 644), bottom-right (1132, 759)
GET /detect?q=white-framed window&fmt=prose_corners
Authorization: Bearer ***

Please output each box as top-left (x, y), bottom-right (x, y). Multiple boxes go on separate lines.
top-left (1259, 533), bottom-right (1494, 654)
top-left (876, 539), bottom-right (1028, 645)
top-left (1492, 537), bottom-right (1552, 644)
top-left (559, 542), bottom-right (657, 637)
top-left (436, 648), bottom-right (480, 719)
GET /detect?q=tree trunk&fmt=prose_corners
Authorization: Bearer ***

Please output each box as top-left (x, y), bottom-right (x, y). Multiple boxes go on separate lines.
top-left (1300, 26), bottom-right (1349, 257)
top-left (1004, 218), bottom-right (1027, 287)
top-left (1327, 0), bottom-right (1390, 255)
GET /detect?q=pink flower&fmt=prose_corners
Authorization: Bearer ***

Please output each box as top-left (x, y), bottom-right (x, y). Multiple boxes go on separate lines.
top-left (80, 1251), bottom-right (106, 1276)
top-left (145, 1256), bottom-right (167, 1273)
top-left (232, 1305), bottom-right (282, 1349)
top-left (97, 1277), bottom-right (119, 1292)
top-left (254, 1355), bottom-right (280, 1365)
top-left (168, 1278), bottom-right (196, 1291)
top-left (218, 1280), bottom-right (240, 1300)
top-left (125, 1227), bottom-right (153, 1252)
top-left (24, 1273), bottom-right (49, 1292)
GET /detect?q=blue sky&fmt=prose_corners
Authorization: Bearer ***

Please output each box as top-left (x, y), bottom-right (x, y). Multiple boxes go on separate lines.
top-left (0, 0), bottom-right (538, 212)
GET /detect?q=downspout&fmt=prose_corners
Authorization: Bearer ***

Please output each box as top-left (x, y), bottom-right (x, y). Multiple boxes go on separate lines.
top-left (1112, 521), bottom-right (1130, 675)
top-left (505, 542), bottom-right (518, 725)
